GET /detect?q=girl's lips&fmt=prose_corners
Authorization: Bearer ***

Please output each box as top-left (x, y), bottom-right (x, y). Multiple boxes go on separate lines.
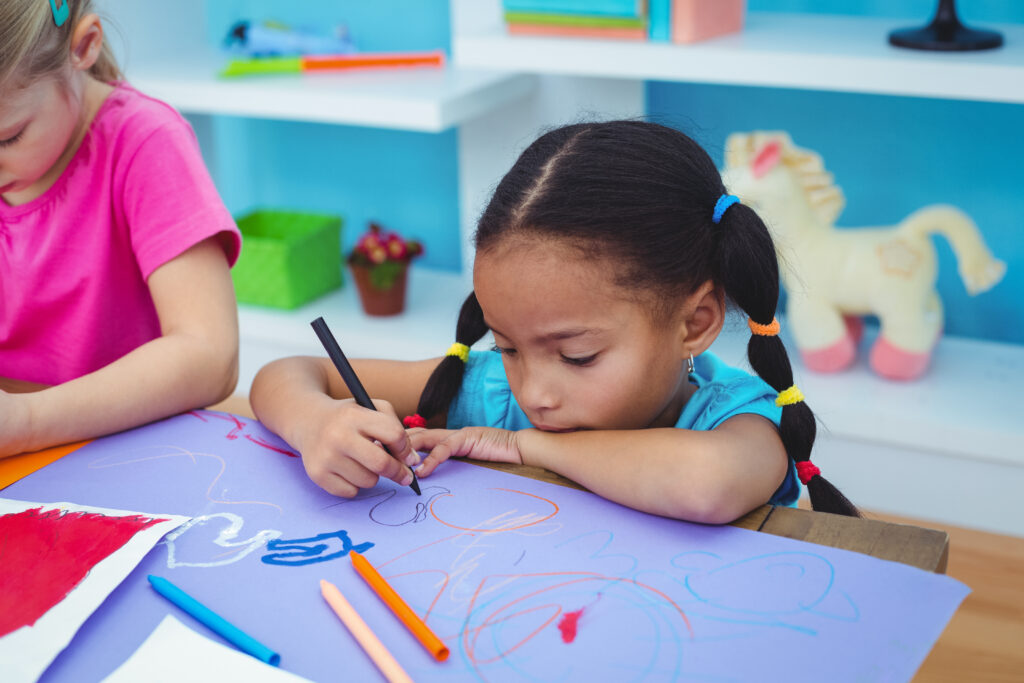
top-left (534, 425), bottom-right (579, 433)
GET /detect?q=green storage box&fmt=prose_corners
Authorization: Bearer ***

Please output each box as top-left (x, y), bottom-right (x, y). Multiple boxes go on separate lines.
top-left (232, 209), bottom-right (343, 309)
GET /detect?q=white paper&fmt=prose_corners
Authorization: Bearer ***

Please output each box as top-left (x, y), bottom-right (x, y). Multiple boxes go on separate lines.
top-left (103, 615), bottom-right (312, 683)
top-left (0, 499), bottom-right (190, 683)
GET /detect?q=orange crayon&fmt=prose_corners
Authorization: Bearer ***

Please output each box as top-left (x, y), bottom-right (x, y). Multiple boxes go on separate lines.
top-left (349, 551), bottom-right (450, 662)
top-left (320, 580), bottom-right (412, 683)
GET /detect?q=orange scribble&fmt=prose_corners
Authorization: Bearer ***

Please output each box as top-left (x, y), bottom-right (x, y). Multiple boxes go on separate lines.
top-left (429, 488), bottom-right (559, 532)
top-left (382, 568), bottom-right (451, 624)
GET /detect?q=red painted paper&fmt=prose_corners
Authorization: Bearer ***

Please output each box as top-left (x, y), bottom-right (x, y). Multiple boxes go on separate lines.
top-left (0, 507), bottom-right (165, 637)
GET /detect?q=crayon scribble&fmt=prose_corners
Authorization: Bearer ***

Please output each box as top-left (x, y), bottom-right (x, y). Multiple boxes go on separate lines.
top-left (188, 410), bottom-right (299, 457)
top-left (261, 530), bottom-right (374, 566)
top-left (163, 513), bottom-right (282, 568)
top-left (557, 607), bottom-right (584, 643)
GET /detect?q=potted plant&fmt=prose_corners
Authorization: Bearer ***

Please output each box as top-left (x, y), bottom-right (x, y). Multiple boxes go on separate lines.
top-left (347, 221), bottom-right (423, 316)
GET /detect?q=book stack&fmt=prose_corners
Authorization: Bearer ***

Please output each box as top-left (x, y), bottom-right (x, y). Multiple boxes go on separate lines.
top-left (501, 0), bottom-right (744, 44)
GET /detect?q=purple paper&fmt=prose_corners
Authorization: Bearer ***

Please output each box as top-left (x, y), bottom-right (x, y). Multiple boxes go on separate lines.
top-left (4, 411), bottom-right (968, 682)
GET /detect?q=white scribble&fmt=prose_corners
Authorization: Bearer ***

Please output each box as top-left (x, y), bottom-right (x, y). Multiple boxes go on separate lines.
top-left (162, 513), bottom-right (282, 568)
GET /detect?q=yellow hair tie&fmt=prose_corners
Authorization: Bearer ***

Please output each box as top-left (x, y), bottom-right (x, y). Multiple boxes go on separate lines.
top-left (446, 342), bottom-right (470, 363)
top-left (748, 317), bottom-right (780, 337)
top-left (775, 385), bottom-right (805, 407)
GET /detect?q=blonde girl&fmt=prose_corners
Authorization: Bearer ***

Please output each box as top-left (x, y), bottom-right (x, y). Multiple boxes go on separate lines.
top-left (0, 1), bottom-right (241, 456)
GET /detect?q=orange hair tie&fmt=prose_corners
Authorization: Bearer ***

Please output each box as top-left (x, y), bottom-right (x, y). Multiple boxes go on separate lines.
top-left (748, 317), bottom-right (780, 337)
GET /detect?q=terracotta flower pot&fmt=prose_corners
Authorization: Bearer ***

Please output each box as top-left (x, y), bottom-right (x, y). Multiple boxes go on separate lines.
top-left (350, 264), bottom-right (408, 316)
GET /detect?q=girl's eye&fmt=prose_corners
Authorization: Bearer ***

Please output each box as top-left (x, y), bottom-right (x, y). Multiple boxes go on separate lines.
top-left (490, 344), bottom-right (517, 357)
top-left (561, 354), bottom-right (597, 367)
top-left (0, 130), bottom-right (24, 148)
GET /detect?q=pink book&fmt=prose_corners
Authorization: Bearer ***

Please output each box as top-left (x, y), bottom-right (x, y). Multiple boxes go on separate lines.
top-left (507, 23), bottom-right (647, 40)
top-left (671, 0), bottom-right (745, 43)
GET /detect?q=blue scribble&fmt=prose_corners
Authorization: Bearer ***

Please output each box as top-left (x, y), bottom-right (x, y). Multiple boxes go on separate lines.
top-left (260, 530), bottom-right (374, 566)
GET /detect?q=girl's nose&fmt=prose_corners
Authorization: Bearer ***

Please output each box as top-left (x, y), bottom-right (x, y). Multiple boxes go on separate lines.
top-left (517, 365), bottom-right (558, 414)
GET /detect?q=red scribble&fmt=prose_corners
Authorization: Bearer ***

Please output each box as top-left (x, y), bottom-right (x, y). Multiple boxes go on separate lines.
top-left (557, 607), bottom-right (584, 643)
top-left (188, 411), bottom-right (299, 458)
top-left (244, 434), bottom-right (299, 457)
top-left (462, 572), bottom-right (694, 672)
top-left (0, 507), bottom-right (166, 637)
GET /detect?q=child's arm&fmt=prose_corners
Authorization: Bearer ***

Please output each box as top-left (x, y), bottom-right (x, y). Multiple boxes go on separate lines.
top-left (410, 416), bottom-right (789, 524)
top-left (250, 355), bottom-right (442, 497)
top-left (0, 237), bottom-right (237, 457)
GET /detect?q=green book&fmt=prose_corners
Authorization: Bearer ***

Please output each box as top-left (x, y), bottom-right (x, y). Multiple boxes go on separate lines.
top-left (504, 11), bottom-right (646, 29)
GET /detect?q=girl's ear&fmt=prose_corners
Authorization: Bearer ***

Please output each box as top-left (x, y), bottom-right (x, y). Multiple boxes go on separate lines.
top-left (69, 14), bottom-right (104, 71)
top-left (678, 280), bottom-right (725, 358)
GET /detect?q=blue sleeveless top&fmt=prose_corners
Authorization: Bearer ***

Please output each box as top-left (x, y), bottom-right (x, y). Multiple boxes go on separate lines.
top-left (447, 350), bottom-right (799, 506)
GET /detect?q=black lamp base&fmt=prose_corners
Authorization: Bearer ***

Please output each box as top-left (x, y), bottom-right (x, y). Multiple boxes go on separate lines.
top-left (889, 23), bottom-right (1003, 51)
top-left (888, 0), bottom-right (1003, 51)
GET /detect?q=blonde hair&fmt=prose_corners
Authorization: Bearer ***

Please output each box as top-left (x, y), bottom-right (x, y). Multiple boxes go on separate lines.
top-left (0, 0), bottom-right (121, 91)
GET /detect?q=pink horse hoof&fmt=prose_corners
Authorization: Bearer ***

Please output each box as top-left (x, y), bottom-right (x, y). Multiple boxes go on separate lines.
top-left (870, 337), bottom-right (932, 380)
top-left (843, 316), bottom-right (864, 345)
top-left (801, 334), bottom-right (856, 372)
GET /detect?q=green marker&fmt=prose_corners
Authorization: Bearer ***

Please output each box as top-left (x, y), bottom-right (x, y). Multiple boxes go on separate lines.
top-left (220, 56), bottom-right (303, 78)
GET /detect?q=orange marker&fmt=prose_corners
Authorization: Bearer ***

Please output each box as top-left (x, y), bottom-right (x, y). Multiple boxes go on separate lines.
top-left (350, 551), bottom-right (450, 662)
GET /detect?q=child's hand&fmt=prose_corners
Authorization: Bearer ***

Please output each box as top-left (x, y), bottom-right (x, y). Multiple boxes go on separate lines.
top-left (409, 426), bottom-right (523, 477)
top-left (0, 390), bottom-right (32, 457)
top-left (296, 398), bottom-right (419, 498)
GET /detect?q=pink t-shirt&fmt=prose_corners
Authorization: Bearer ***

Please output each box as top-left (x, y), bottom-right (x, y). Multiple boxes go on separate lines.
top-left (0, 84), bottom-right (241, 385)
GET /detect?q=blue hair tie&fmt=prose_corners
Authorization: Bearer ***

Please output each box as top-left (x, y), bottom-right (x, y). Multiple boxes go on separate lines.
top-left (712, 194), bottom-right (740, 225)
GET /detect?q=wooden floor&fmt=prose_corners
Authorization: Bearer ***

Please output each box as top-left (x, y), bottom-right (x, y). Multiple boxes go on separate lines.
top-left (822, 505), bottom-right (1024, 682)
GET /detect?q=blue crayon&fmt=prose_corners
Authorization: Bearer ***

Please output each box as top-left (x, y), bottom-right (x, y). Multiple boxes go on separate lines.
top-left (147, 575), bottom-right (280, 666)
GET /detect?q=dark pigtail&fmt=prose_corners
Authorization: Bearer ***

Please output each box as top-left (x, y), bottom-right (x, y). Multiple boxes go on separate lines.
top-left (715, 203), bottom-right (860, 517)
top-left (414, 292), bottom-right (489, 422)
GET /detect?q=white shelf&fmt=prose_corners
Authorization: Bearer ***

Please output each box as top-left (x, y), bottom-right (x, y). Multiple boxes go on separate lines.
top-left (710, 319), bottom-right (1023, 470)
top-left (237, 268), bottom-right (472, 389)
top-left (454, 12), bottom-right (1024, 103)
top-left (129, 57), bottom-right (536, 132)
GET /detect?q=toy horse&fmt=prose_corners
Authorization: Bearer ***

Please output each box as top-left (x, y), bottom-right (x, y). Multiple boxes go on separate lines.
top-left (723, 131), bottom-right (1005, 380)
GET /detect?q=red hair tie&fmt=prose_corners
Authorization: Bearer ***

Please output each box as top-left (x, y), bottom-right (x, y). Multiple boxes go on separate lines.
top-left (403, 414), bottom-right (427, 429)
top-left (795, 461), bottom-right (821, 485)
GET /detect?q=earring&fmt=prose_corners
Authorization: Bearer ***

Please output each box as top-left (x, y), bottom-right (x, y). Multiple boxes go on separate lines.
top-left (686, 353), bottom-right (695, 376)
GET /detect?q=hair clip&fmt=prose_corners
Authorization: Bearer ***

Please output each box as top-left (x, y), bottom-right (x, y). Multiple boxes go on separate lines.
top-left (49, 0), bottom-right (70, 27)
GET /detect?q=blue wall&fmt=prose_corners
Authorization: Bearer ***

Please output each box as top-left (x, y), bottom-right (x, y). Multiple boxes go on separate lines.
top-left (649, 1), bottom-right (1024, 344)
top-left (203, 1), bottom-right (460, 272)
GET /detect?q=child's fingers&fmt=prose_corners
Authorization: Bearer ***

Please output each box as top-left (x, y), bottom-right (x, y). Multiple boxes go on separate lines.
top-left (354, 410), bottom-right (420, 483)
top-left (412, 430), bottom-right (463, 477)
top-left (303, 453), bottom-right (378, 498)
top-left (370, 398), bottom-right (398, 418)
top-left (408, 428), bottom-right (456, 453)
top-left (353, 437), bottom-right (415, 488)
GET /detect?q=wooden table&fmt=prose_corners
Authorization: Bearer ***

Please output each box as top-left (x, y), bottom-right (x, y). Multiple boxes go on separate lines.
top-left (1, 384), bottom-right (949, 575)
